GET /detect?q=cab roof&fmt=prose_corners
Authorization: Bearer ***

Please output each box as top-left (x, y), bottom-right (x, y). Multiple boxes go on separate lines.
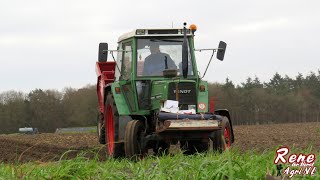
top-left (118, 29), bottom-right (193, 42)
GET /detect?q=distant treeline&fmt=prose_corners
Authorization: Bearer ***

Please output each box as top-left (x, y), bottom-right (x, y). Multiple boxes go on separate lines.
top-left (0, 71), bottom-right (319, 133)
top-left (0, 86), bottom-right (97, 133)
top-left (209, 71), bottom-right (320, 125)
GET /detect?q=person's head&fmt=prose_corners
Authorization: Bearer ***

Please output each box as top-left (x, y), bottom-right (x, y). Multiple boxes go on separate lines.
top-left (149, 43), bottom-right (160, 54)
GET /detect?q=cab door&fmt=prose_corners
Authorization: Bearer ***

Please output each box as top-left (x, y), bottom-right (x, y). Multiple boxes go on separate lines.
top-left (119, 41), bottom-right (137, 112)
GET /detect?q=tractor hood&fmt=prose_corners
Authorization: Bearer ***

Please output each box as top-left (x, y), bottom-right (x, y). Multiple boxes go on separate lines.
top-left (150, 79), bottom-right (197, 111)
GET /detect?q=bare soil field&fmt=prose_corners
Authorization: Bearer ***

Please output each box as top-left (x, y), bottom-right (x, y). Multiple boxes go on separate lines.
top-left (0, 122), bottom-right (319, 163)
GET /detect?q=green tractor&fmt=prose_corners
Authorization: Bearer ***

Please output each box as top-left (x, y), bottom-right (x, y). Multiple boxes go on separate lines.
top-left (96, 23), bottom-right (234, 158)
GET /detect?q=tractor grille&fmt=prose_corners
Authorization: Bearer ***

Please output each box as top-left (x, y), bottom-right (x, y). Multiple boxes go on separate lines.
top-left (168, 82), bottom-right (196, 110)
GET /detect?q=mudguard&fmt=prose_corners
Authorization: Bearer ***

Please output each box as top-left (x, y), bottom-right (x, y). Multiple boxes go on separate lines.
top-left (108, 82), bottom-right (131, 115)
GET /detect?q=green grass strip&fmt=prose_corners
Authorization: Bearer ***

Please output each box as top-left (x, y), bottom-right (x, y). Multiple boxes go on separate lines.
top-left (0, 147), bottom-right (319, 179)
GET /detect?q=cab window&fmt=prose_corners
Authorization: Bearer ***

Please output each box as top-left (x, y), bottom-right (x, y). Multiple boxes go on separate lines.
top-left (120, 42), bottom-right (132, 80)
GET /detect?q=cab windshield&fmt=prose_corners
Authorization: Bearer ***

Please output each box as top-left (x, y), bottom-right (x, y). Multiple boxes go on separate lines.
top-left (137, 37), bottom-right (194, 77)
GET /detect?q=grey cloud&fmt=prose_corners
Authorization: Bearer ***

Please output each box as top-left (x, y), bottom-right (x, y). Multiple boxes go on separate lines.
top-left (0, 0), bottom-right (319, 92)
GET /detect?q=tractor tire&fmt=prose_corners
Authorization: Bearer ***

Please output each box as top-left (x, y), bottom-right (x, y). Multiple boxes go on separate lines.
top-left (212, 116), bottom-right (232, 152)
top-left (180, 141), bottom-right (208, 155)
top-left (104, 92), bottom-right (125, 158)
top-left (124, 120), bottom-right (146, 159)
top-left (97, 113), bottom-right (105, 144)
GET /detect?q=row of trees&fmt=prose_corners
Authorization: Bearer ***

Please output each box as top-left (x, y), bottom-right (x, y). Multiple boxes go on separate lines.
top-left (0, 85), bottom-right (97, 133)
top-left (0, 71), bottom-right (319, 133)
top-left (209, 71), bottom-right (320, 125)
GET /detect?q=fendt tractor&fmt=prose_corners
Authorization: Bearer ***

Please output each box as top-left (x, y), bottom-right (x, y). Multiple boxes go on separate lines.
top-left (95, 23), bottom-right (234, 158)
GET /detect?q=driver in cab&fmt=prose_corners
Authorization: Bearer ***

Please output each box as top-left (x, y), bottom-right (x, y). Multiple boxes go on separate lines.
top-left (143, 43), bottom-right (177, 76)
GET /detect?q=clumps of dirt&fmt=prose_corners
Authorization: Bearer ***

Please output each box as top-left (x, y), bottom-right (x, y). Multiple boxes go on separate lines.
top-left (0, 133), bottom-right (106, 163)
top-left (232, 122), bottom-right (320, 152)
top-left (0, 122), bottom-right (319, 163)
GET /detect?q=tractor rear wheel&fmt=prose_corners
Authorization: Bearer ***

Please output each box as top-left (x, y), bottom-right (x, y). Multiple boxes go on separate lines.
top-left (124, 120), bottom-right (146, 159)
top-left (104, 92), bottom-right (124, 158)
top-left (212, 117), bottom-right (232, 152)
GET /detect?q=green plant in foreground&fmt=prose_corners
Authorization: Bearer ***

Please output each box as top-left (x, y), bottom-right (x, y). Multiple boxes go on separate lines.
top-left (0, 147), bottom-right (319, 179)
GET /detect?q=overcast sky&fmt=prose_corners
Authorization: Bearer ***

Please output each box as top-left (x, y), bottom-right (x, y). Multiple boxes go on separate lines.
top-left (0, 0), bottom-right (319, 92)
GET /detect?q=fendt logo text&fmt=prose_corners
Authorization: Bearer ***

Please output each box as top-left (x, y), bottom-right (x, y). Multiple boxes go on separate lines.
top-left (274, 147), bottom-right (317, 178)
top-left (173, 90), bottom-right (191, 94)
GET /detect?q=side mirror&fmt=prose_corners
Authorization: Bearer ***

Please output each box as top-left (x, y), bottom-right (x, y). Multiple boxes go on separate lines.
top-left (98, 43), bottom-right (108, 62)
top-left (217, 41), bottom-right (227, 61)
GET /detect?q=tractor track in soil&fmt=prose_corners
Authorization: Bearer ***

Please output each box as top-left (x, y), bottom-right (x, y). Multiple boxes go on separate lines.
top-left (0, 122), bottom-right (319, 163)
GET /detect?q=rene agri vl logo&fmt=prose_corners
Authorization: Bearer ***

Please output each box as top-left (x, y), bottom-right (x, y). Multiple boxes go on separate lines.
top-left (274, 147), bottom-right (317, 178)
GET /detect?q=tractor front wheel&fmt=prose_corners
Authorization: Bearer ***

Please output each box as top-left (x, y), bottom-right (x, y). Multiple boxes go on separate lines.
top-left (124, 120), bottom-right (146, 159)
